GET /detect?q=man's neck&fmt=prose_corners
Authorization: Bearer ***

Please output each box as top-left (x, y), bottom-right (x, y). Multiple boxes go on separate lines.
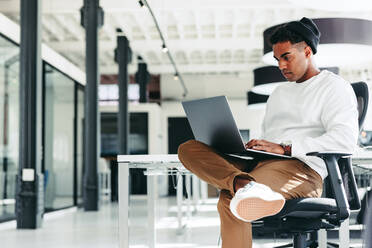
top-left (296, 65), bottom-right (320, 83)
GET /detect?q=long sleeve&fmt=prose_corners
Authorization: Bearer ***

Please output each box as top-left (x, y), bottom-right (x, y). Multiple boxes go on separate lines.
top-left (259, 70), bottom-right (359, 179)
top-left (291, 82), bottom-right (359, 157)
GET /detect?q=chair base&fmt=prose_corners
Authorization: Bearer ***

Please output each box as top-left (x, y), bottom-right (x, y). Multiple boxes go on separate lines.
top-left (274, 240), bottom-right (318, 248)
top-left (274, 239), bottom-right (356, 248)
top-left (274, 232), bottom-right (318, 248)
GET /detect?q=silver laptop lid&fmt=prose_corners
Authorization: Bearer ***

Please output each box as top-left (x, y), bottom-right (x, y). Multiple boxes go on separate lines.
top-left (182, 96), bottom-right (246, 153)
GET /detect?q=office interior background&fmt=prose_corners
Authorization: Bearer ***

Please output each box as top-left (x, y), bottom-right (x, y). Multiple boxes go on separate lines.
top-left (0, 0), bottom-right (372, 247)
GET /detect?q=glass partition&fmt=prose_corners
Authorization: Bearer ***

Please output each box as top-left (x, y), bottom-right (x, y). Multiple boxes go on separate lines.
top-left (0, 36), bottom-right (19, 222)
top-left (0, 33), bottom-right (85, 220)
top-left (43, 63), bottom-right (75, 211)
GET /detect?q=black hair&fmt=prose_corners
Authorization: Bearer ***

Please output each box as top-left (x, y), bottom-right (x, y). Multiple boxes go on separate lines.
top-left (269, 25), bottom-right (305, 46)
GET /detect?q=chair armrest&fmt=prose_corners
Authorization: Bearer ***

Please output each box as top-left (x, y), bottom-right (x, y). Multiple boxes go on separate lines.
top-left (306, 151), bottom-right (352, 158)
top-left (306, 152), bottom-right (350, 221)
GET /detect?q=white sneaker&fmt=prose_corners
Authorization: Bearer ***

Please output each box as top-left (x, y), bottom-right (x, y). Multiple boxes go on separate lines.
top-left (230, 181), bottom-right (285, 222)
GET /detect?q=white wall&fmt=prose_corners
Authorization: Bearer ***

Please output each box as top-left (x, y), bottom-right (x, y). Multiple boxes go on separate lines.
top-left (161, 73), bottom-right (253, 100)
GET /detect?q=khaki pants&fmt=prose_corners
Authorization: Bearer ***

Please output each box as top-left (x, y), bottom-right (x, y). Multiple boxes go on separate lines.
top-left (178, 140), bottom-right (323, 248)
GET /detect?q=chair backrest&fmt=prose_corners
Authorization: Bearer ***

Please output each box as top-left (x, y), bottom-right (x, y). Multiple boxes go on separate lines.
top-left (351, 82), bottom-right (369, 130)
top-left (324, 82), bottom-right (369, 210)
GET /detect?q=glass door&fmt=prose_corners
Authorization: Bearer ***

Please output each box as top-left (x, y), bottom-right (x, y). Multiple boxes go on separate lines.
top-left (43, 63), bottom-right (75, 211)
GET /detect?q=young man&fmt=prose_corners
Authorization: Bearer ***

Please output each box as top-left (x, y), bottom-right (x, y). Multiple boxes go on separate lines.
top-left (178, 17), bottom-right (359, 248)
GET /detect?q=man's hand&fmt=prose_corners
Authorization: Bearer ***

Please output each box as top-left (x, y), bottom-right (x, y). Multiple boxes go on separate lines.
top-left (245, 139), bottom-right (285, 155)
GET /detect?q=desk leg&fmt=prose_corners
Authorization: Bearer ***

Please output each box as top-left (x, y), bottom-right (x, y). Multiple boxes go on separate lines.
top-left (318, 229), bottom-right (327, 248)
top-left (339, 218), bottom-right (350, 248)
top-left (119, 164), bottom-right (129, 248)
top-left (177, 171), bottom-right (184, 233)
top-left (186, 174), bottom-right (191, 219)
top-left (147, 174), bottom-right (157, 248)
top-left (201, 181), bottom-right (208, 204)
top-left (192, 175), bottom-right (200, 212)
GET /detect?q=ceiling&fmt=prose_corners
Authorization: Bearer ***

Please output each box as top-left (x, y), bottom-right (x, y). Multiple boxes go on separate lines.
top-left (0, 0), bottom-right (372, 76)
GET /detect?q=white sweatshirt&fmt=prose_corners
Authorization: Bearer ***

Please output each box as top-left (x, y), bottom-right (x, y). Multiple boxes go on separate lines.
top-left (261, 70), bottom-right (359, 179)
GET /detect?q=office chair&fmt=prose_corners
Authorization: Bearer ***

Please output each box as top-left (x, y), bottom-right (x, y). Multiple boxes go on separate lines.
top-left (252, 81), bottom-right (369, 248)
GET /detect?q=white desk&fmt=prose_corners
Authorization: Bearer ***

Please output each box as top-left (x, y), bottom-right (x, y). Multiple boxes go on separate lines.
top-left (118, 152), bottom-right (372, 248)
top-left (117, 154), bottom-right (207, 248)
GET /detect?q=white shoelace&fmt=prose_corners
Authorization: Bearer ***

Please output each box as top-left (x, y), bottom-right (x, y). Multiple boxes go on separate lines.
top-left (237, 181), bottom-right (256, 194)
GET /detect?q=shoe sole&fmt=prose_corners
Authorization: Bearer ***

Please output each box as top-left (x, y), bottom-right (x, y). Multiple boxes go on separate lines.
top-left (236, 197), bottom-right (285, 222)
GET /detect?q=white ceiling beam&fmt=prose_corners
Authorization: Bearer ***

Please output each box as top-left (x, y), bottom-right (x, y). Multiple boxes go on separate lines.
top-left (105, 13), bottom-right (126, 40)
top-left (214, 13), bottom-right (219, 40)
top-left (249, 11), bottom-right (257, 39)
top-left (100, 52), bottom-right (112, 67)
top-left (182, 51), bottom-right (190, 65)
top-left (0, 0), bottom-right (134, 14)
top-left (194, 10), bottom-right (202, 40)
top-left (100, 62), bottom-right (263, 74)
top-left (0, 0), bottom-right (297, 14)
top-left (232, 10), bottom-right (238, 39)
top-left (47, 38), bottom-right (262, 53)
top-left (53, 14), bottom-right (84, 41)
top-left (42, 15), bottom-right (66, 41)
top-left (6, 13), bottom-right (19, 23)
top-left (175, 22), bottom-right (183, 41)
top-left (169, 11), bottom-right (183, 40)
top-left (99, 27), bottom-right (113, 41)
top-left (132, 11), bottom-right (151, 41)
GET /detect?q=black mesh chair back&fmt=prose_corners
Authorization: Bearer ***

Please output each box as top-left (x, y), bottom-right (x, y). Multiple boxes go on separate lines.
top-left (324, 82), bottom-right (369, 210)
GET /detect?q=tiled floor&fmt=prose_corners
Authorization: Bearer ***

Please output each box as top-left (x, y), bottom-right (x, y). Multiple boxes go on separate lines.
top-left (0, 196), bottom-right (366, 247)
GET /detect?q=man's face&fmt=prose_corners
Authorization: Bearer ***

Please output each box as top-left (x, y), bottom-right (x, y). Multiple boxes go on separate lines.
top-left (272, 41), bottom-right (310, 83)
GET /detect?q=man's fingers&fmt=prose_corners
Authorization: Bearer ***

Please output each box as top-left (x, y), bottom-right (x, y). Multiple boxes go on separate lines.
top-left (246, 139), bottom-right (257, 148)
top-left (257, 139), bottom-right (270, 145)
top-left (252, 145), bottom-right (269, 151)
top-left (255, 140), bottom-right (264, 146)
top-left (246, 139), bottom-right (273, 149)
top-left (248, 140), bottom-right (283, 155)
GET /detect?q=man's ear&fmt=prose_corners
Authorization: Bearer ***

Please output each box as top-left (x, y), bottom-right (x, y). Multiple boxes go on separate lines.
top-left (304, 46), bottom-right (312, 58)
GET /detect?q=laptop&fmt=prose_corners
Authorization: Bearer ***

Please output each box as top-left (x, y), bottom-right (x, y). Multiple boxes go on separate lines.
top-left (182, 96), bottom-right (292, 160)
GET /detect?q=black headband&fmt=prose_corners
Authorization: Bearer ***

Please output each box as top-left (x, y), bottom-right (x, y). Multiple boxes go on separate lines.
top-left (286, 17), bottom-right (321, 54)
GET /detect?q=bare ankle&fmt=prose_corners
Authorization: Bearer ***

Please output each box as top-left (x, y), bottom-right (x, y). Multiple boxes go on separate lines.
top-left (234, 177), bottom-right (251, 192)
